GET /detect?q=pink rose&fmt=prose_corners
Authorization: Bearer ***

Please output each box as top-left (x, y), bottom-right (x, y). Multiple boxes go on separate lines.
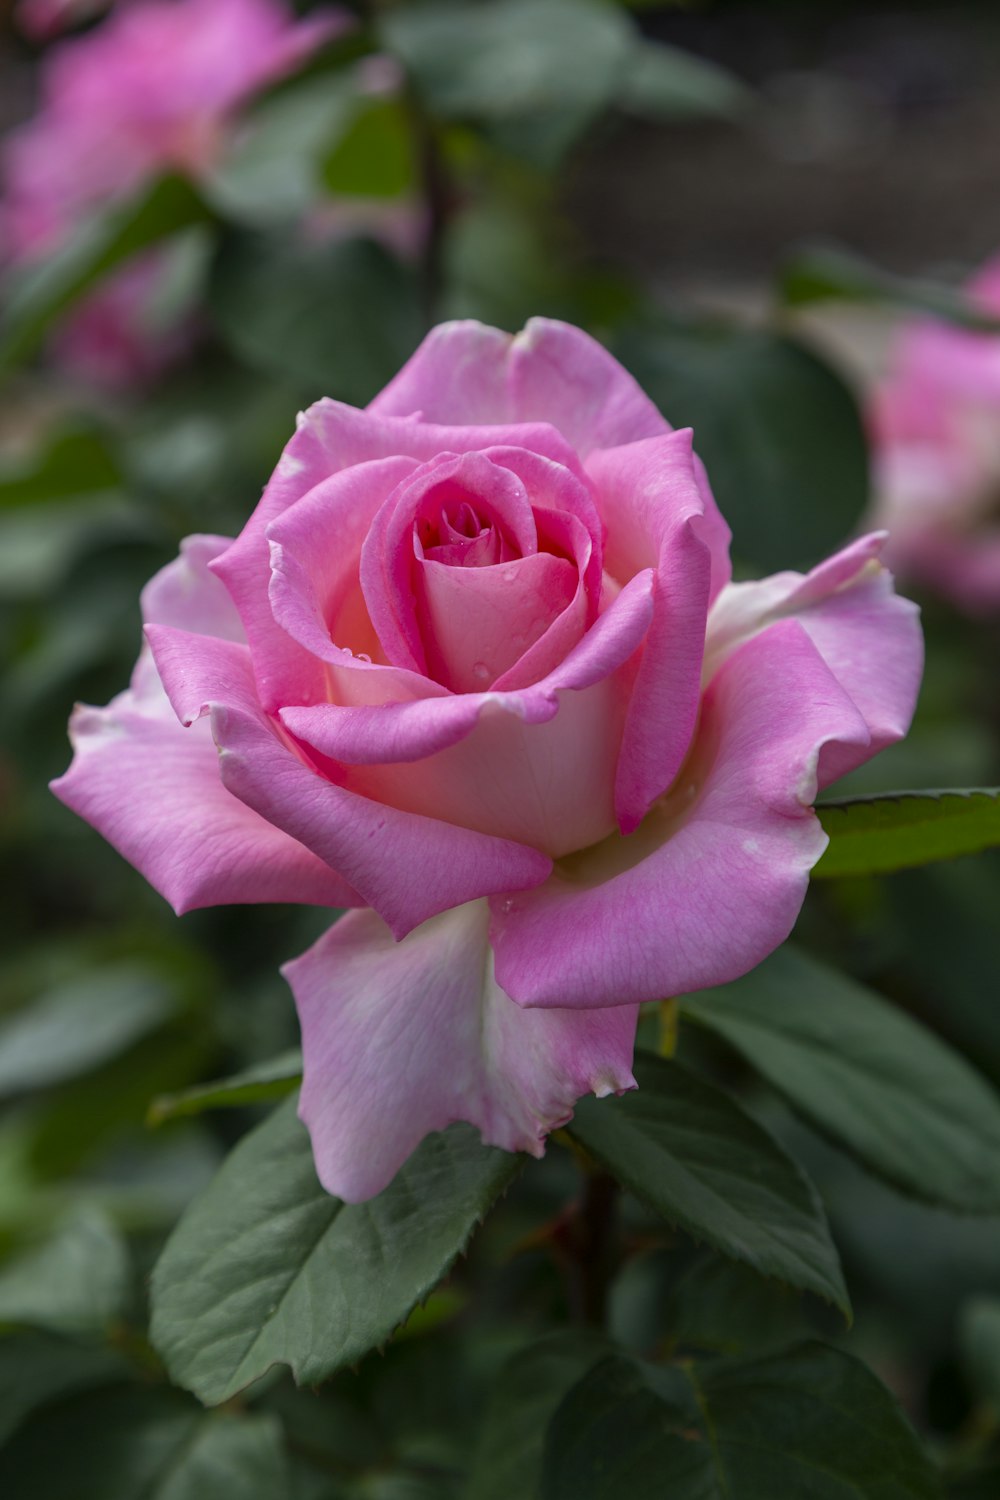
top-left (870, 256), bottom-right (1000, 614)
top-left (52, 320), bottom-right (923, 1200)
top-left (2, 0), bottom-right (347, 386)
top-left (16, 0), bottom-right (115, 40)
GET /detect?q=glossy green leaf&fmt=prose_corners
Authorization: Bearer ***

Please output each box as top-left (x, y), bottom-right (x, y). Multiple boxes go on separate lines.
top-left (684, 946), bottom-right (1000, 1211)
top-left (0, 1210), bottom-right (128, 1333)
top-left (566, 1056), bottom-right (849, 1315)
top-left (620, 40), bottom-right (753, 121)
top-left (148, 1050), bottom-right (302, 1125)
top-left (209, 231), bottom-right (423, 404)
top-left (0, 965), bottom-right (176, 1101)
top-left (0, 175), bottom-right (213, 370)
top-left (467, 1332), bottom-right (610, 1500)
top-left (780, 243), bottom-right (1000, 331)
top-left (613, 318), bottom-right (868, 572)
top-left (149, 1098), bottom-right (522, 1404)
top-left (541, 1343), bottom-right (942, 1499)
top-left (0, 1331), bottom-right (128, 1446)
top-left (0, 1387), bottom-right (290, 1500)
top-left (815, 790), bottom-right (1000, 878)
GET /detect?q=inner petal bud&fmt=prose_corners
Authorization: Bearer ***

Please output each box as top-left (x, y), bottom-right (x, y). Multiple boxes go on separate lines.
top-left (414, 548), bottom-right (578, 692)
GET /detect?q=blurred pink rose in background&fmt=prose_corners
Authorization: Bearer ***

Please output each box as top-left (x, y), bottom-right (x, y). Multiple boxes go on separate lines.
top-left (870, 257), bottom-right (1000, 614)
top-left (2, 0), bottom-right (348, 386)
top-left (53, 318), bottom-right (923, 1200)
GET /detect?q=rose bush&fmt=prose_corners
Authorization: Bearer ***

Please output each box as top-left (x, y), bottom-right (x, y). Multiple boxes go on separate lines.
top-left (53, 318), bottom-right (922, 1200)
top-left (870, 255), bottom-right (1000, 614)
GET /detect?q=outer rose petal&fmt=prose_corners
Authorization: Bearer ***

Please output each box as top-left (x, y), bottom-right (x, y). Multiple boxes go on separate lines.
top-left (703, 533), bottom-right (922, 786)
top-left (587, 430), bottom-right (719, 832)
top-left (145, 625), bottom-right (552, 935)
top-left (490, 620), bottom-right (872, 1010)
top-left (141, 532), bottom-right (244, 638)
top-left (50, 650), bottom-right (359, 914)
top-left (286, 901), bottom-right (638, 1201)
top-left (370, 318), bottom-right (670, 455)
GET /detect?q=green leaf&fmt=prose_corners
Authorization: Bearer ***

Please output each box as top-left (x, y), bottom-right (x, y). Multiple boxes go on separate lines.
top-left (815, 790), bottom-right (1000, 879)
top-left (322, 97), bottom-right (414, 199)
top-left (467, 1332), bottom-right (610, 1500)
top-left (384, 0), bottom-right (632, 163)
top-left (148, 1050), bottom-right (302, 1126)
top-left (209, 231), bottom-right (423, 404)
top-left (620, 40), bottom-right (754, 122)
top-left (0, 1331), bottom-right (128, 1446)
top-left (660, 1254), bottom-right (806, 1356)
top-left (566, 1055), bottom-right (849, 1315)
top-left (613, 317), bottom-right (868, 572)
top-left (0, 175), bottom-right (213, 371)
top-left (779, 243), bottom-right (1000, 332)
top-left (541, 1342), bottom-right (942, 1499)
top-left (202, 71), bottom-right (359, 225)
top-left (149, 1098), bottom-right (522, 1404)
top-left (959, 1296), bottom-right (1000, 1409)
top-left (0, 1209), bottom-right (128, 1333)
top-left (0, 425), bottom-right (121, 510)
top-left (0, 1387), bottom-right (290, 1500)
top-left (684, 946), bottom-right (1000, 1212)
top-left (0, 964), bottom-right (177, 1101)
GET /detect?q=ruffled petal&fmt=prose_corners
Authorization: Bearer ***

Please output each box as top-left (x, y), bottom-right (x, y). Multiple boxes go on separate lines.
top-left (704, 533), bottom-right (922, 787)
top-left (50, 649), bottom-right (358, 914)
top-left (286, 901), bottom-right (638, 1201)
top-left (371, 317), bottom-right (669, 456)
top-left (145, 623), bottom-right (552, 935)
top-left (490, 619), bottom-right (872, 1009)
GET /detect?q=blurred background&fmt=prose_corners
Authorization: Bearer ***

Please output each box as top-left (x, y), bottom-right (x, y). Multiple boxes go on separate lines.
top-left (0, 2), bottom-right (999, 1495)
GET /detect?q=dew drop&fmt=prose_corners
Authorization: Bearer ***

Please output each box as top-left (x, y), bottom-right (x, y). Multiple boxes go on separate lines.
top-left (472, 661), bottom-right (490, 683)
top-left (356, 652), bottom-right (372, 664)
top-left (499, 897), bottom-right (515, 914)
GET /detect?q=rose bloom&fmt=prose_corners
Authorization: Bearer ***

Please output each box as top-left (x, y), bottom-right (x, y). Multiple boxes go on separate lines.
top-left (870, 256), bottom-right (1000, 614)
top-left (1, 0), bottom-right (345, 385)
top-left (53, 320), bottom-right (923, 1200)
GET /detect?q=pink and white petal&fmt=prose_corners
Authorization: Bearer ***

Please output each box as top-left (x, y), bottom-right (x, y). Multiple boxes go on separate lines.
top-left (145, 623), bottom-right (552, 935)
top-left (587, 431), bottom-right (717, 832)
top-left (140, 533), bottom-right (243, 640)
top-left (286, 901), bottom-right (638, 1201)
top-left (50, 649), bottom-right (359, 914)
top-left (490, 620), bottom-right (872, 1010)
top-left (704, 533), bottom-right (922, 787)
top-left (370, 318), bottom-right (669, 456)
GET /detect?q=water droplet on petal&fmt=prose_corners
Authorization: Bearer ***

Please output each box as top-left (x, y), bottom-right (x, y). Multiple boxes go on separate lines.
top-left (472, 662), bottom-right (490, 683)
top-left (356, 652), bottom-right (372, 664)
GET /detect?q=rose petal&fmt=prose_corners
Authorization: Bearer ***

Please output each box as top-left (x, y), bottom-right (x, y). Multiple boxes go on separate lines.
top-left (490, 619), bottom-right (872, 1009)
top-left (704, 532), bottom-right (922, 786)
top-left (140, 532), bottom-right (244, 640)
top-left (279, 571), bottom-right (655, 857)
top-left (50, 647), bottom-right (358, 914)
top-left (212, 401), bottom-right (585, 710)
top-left (286, 900), bottom-right (638, 1201)
top-left (145, 623), bottom-right (552, 935)
top-left (371, 317), bottom-right (670, 456)
top-left (587, 430), bottom-right (721, 832)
